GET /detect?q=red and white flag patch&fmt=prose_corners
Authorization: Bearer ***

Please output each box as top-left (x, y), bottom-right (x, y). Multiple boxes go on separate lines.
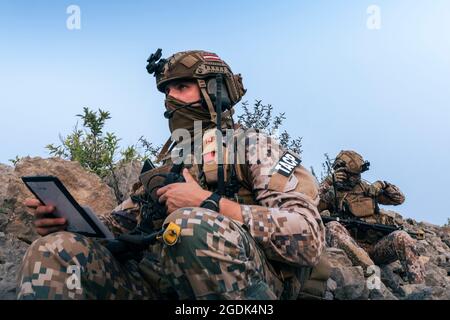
top-left (202, 52), bottom-right (222, 62)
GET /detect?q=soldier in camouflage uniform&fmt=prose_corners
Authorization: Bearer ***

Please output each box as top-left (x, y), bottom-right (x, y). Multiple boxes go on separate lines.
top-left (17, 50), bottom-right (325, 300)
top-left (318, 150), bottom-right (425, 284)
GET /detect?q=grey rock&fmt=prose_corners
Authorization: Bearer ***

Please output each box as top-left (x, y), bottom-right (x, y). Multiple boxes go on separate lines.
top-left (399, 284), bottom-right (450, 300)
top-left (0, 213), bottom-right (8, 232)
top-left (331, 266), bottom-right (369, 300)
top-left (0, 164), bottom-right (15, 204)
top-left (399, 284), bottom-right (430, 299)
top-left (103, 160), bottom-right (142, 203)
top-left (368, 281), bottom-right (398, 300)
top-left (326, 278), bottom-right (337, 292)
top-left (0, 234), bottom-right (29, 300)
top-left (423, 261), bottom-right (450, 287)
top-left (380, 261), bottom-right (406, 294)
top-left (324, 291), bottom-right (334, 300)
top-left (5, 210), bottom-right (38, 244)
top-left (325, 247), bottom-right (353, 268)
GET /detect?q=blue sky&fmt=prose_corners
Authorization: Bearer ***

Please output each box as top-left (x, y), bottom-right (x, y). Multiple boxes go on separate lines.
top-left (1, 0), bottom-right (449, 225)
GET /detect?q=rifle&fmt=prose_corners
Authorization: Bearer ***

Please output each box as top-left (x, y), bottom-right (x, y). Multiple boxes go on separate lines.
top-left (321, 215), bottom-right (424, 240)
top-left (104, 162), bottom-right (185, 261)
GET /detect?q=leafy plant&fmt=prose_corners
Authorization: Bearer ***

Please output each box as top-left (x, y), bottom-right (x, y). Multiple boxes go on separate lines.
top-left (8, 155), bottom-right (23, 166)
top-left (46, 107), bottom-right (127, 178)
top-left (237, 100), bottom-right (303, 154)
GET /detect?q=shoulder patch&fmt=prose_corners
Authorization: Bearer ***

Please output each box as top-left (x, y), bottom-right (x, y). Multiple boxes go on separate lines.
top-left (274, 151), bottom-right (301, 177)
top-left (268, 151), bottom-right (302, 192)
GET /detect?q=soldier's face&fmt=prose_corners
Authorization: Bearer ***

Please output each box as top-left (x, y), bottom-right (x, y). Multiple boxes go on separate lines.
top-left (165, 80), bottom-right (201, 104)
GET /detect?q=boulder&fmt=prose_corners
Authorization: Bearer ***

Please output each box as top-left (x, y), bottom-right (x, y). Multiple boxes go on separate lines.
top-left (330, 265), bottom-right (369, 300)
top-left (103, 160), bottom-right (142, 203)
top-left (9, 157), bottom-right (117, 216)
top-left (2, 157), bottom-right (117, 243)
top-left (324, 247), bottom-right (353, 268)
top-left (368, 281), bottom-right (398, 300)
top-left (380, 261), bottom-right (407, 294)
top-left (423, 261), bottom-right (450, 287)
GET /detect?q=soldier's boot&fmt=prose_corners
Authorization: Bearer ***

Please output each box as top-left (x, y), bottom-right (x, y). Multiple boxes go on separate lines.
top-left (369, 230), bottom-right (425, 284)
top-left (160, 207), bottom-right (283, 300)
top-left (325, 221), bottom-right (375, 270)
top-left (16, 231), bottom-right (155, 299)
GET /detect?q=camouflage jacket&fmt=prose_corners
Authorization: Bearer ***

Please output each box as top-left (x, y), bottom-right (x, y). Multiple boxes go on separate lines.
top-left (101, 130), bottom-right (325, 269)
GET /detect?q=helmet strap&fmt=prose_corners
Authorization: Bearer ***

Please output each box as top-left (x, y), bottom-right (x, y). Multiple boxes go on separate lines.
top-left (197, 79), bottom-right (235, 129)
top-left (198, 79), bottom-right (217, 123)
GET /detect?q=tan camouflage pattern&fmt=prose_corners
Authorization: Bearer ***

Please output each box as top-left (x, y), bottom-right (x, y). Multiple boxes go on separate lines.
top-left (239, 131), bottom-right (325, 267)
top-left (325, 221), bottom-right (425, 284)
top-left (325, 221), bottom-right (375, 269)
top-left (320, 168), bottom-right (422, 284)
top-left (17, 232), bottom-right (157, 299)
top-left (368, 230), bottom-right (425, 283)
top-left (160, 207), bottom-right (283, 299)
top-left (16, 130), bottom-right (324, 300)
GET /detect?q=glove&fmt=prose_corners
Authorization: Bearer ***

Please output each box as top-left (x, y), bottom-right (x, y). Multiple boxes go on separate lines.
top-left (383, 182), bottom-right (405, 203)
top-left (333, 167), bottom-right (348, 184)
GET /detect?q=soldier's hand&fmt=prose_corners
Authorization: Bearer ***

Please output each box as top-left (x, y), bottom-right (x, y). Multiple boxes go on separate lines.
top-left (373, 180), bottom-right (387, 190)
top-left (156, 169), bottom-right (211, 214)
top-left (24, 198), bottom-right (67, 236)
top-left (333, 168), bottom-right (347, 183)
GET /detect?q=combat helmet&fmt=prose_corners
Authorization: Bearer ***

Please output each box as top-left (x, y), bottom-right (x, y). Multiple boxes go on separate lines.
top-left (146, 49), bottom-right (246, 120)
top-left (333, 150), bottom-right (370, 174)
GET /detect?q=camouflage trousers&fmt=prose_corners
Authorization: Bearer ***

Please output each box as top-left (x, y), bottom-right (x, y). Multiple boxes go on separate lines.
top-left (17, 207), bottom-right (283, 300)
top-left (325, 221), bottom-right (425, 284)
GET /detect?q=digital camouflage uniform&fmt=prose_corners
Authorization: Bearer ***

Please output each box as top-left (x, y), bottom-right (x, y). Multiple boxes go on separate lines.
top-left (17, 97), bottom-right (325, 300)
top-left (318, 150), bottom-right (425, 284)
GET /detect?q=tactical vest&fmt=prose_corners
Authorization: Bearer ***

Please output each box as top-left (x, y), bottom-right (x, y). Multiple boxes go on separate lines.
top-left (333, 182), bottom-right (404, 245)
top-left (336, 182), bottom-right (378, 218)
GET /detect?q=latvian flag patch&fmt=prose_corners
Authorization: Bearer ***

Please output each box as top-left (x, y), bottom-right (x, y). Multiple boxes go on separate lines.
top-left (202, 52), bottom-right (222, 62)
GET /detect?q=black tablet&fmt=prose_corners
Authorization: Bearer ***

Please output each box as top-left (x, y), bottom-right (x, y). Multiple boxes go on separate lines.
top-left (21, 176), bottom-right (114, 239)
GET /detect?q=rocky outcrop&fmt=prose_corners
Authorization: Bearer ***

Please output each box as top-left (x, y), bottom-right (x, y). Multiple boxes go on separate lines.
top-left (324, 219), bottom-right (450, 300)
top-left (10, 157), bottom-right (117, 216)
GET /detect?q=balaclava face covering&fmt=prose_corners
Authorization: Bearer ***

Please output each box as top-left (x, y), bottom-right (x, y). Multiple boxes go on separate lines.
top-left (164, 95), bottom-right (216, 134)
